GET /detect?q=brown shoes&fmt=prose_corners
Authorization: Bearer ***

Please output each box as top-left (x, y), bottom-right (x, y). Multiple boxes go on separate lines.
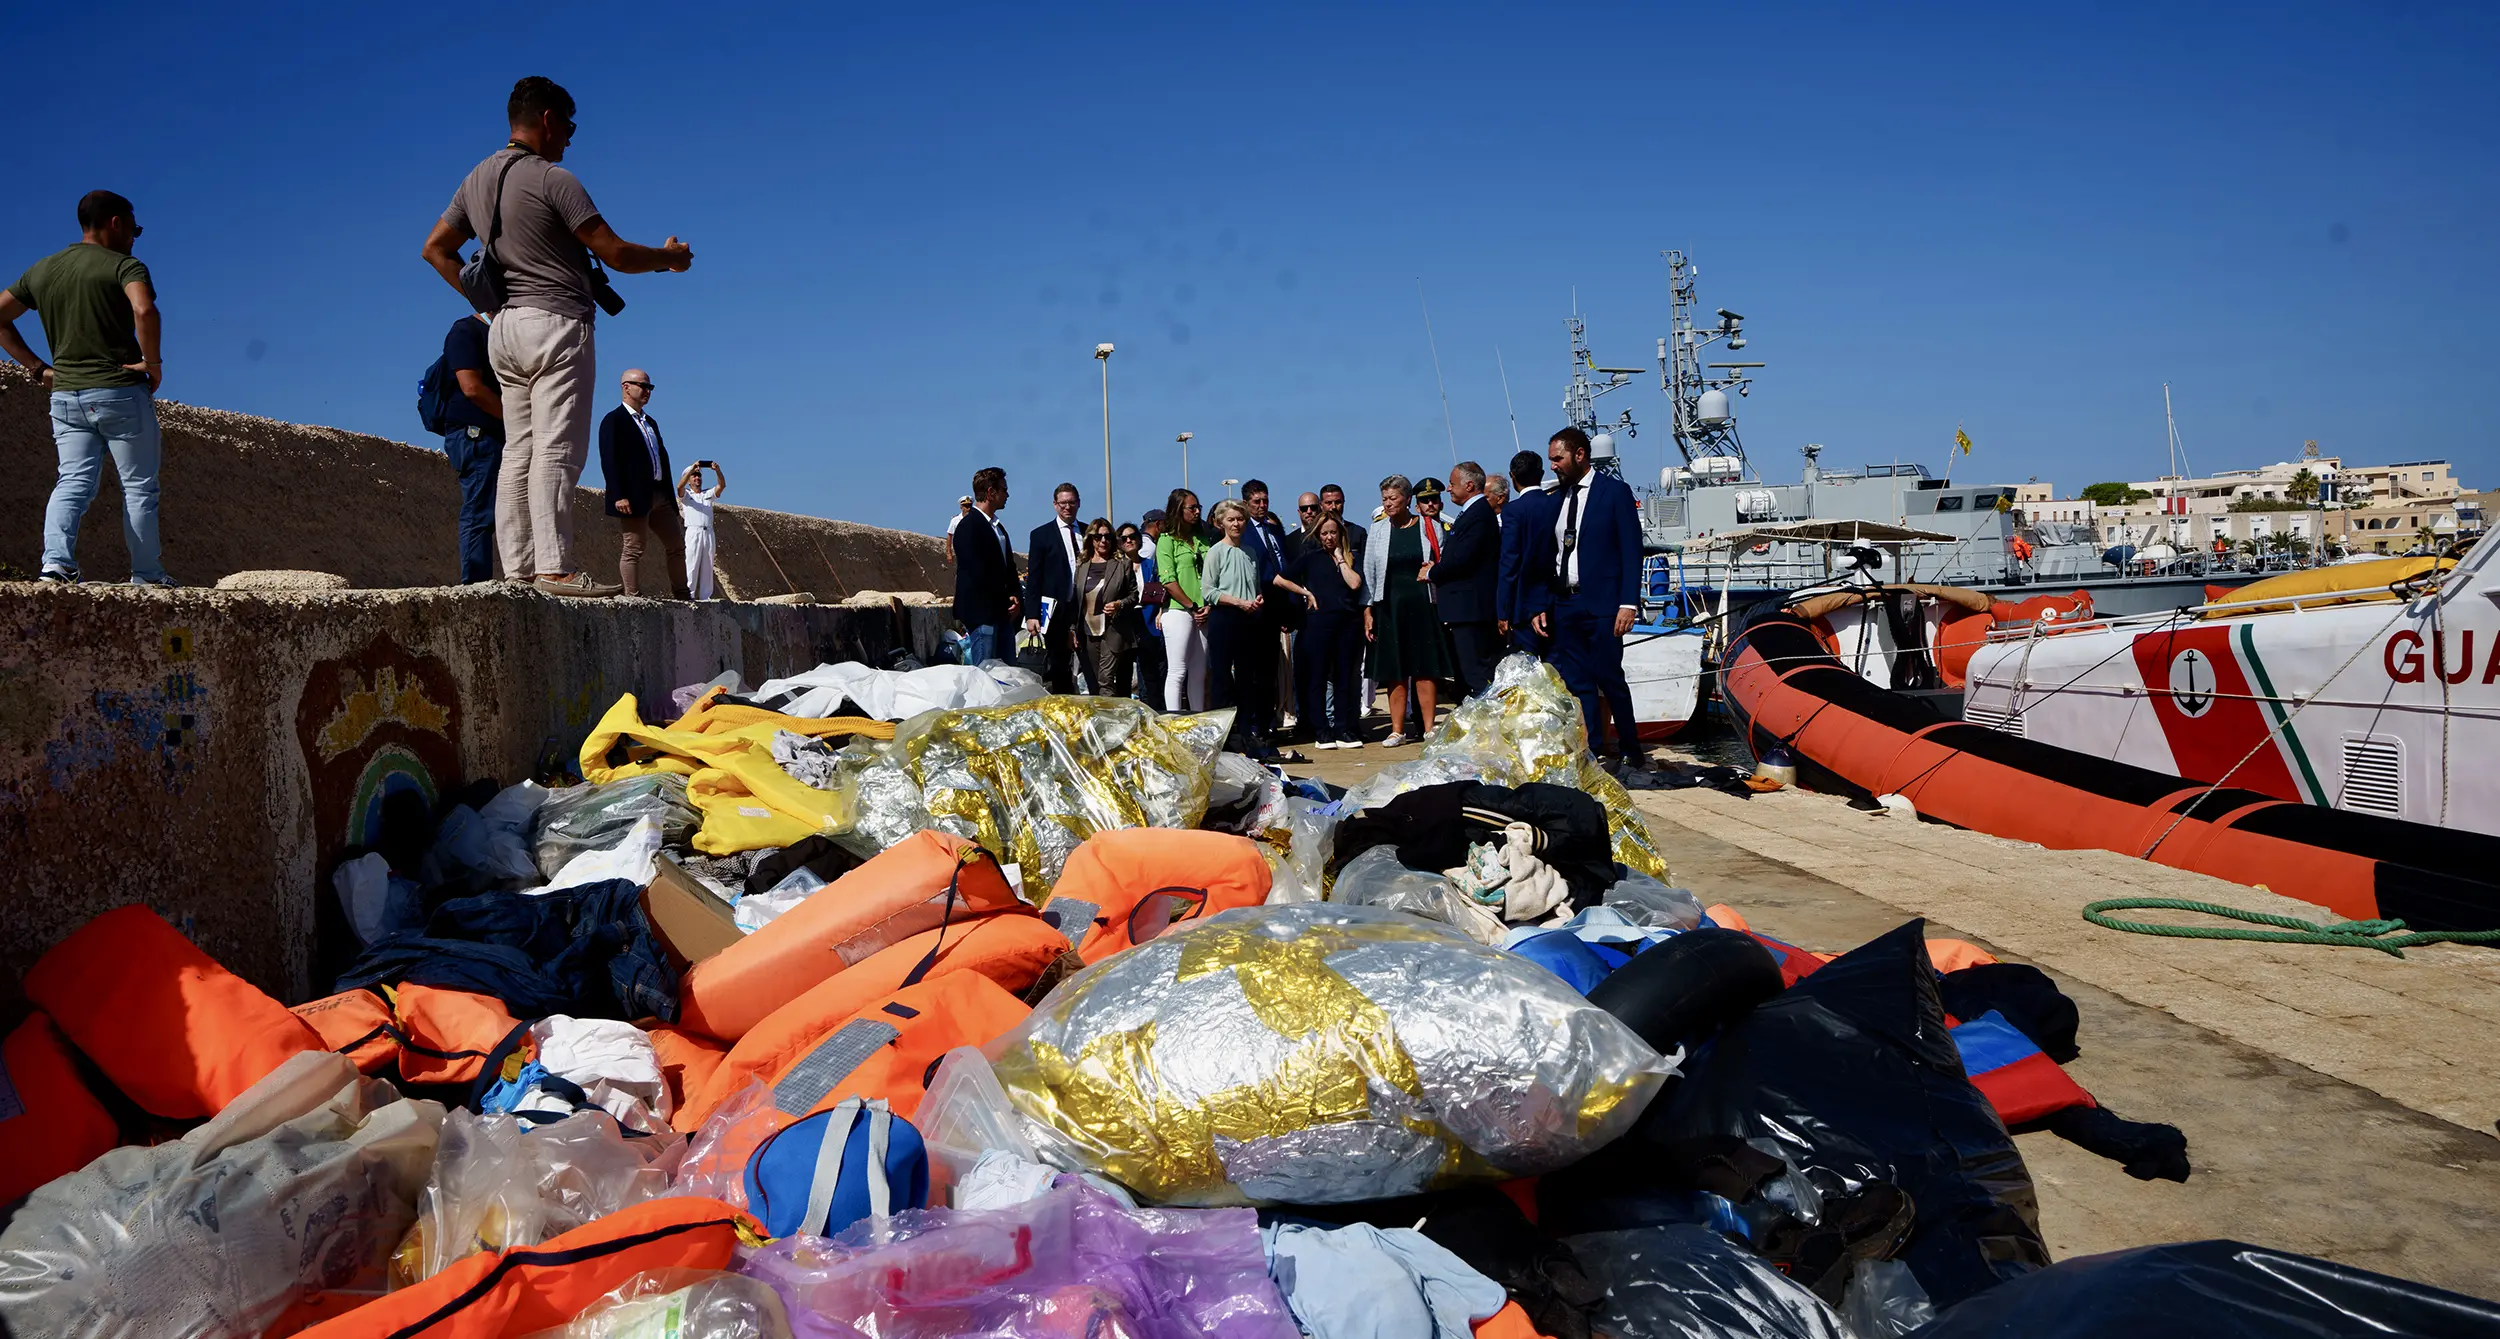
top-left (532, 571), bottom-right (623, 598)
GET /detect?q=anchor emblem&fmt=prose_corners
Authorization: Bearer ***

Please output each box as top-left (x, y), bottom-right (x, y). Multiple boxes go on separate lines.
top-left (2168, 648), bottom-right (2214, 719)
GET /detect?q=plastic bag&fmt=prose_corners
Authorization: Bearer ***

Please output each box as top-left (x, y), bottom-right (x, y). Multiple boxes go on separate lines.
top-left (916, 1048), bottom-right (1042, 1206)
top-left (1329, 845), bottom-right (1506, 943)
top-left (1604, 871), bottom-right (1706, 931)
top-left (734, 877), bottom-right (819, 934)
top-left (1267, 796), bottom-right (1338, 902)
top-left (1637, 920), bottom-right (2048, 1308)
top-left (1205, 752), bottom-right (1289, 835)
top-left (669, 1081), bottom-right (795, 1212)
top-left (1564, 1224), bottom-right (1851, 1339)
top-left (0, 1052), bottom-right (443, 1339)
top-left (521, 1269), bottom-right (793, 1339)
top-left (532, 774), bottom-right (702, 880)
top-left (1335, 754), bottom-right (1486, 816)
top-left (1840, 1258), bottom-right (1934, 1339)
top-left (991, 903), bottom-right (1676, 1206)
top-left (539, 814), bottom-right (667, 893)
top-left (395, 1109), bottom-right (684, 1285)
top-left (1904, 1238), bottom-right (2500, 1337)
top-left (739, 1182), bottom-right (1300, 1339)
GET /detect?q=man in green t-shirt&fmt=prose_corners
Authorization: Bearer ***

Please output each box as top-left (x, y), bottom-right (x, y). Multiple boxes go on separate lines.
top-left (0, 190), bottom-right (171, 585)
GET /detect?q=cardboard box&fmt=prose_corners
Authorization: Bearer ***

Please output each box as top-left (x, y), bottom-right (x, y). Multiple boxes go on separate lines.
top-left (642, 854), bottom-right (744, 972)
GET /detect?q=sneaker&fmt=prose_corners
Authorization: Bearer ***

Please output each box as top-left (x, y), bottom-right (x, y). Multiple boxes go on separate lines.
top-left (37, 567), bottom-right (74, 584)
top-left (1381, 732), bottom-right (1409, 748)
top-left (129, 573), bottom-right (178, 589)
top-left (533, 571), bottom-right (623, 598)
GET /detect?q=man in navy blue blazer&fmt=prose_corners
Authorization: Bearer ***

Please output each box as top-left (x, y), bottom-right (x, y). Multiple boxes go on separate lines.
top-left (952, 466), bottom-right (1021, 664)
top-left (1427, 460), bottom-right (1502, 698)
top-left (1522, 427), bottom-right (1643, 763)
top-left (1023, 481), bottom-right (1088, 693)
top-left (1495, 450), bottom-right (1554, 658)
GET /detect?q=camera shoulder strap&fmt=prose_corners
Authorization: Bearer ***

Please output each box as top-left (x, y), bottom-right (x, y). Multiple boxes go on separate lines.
top-left (482, 145), bottom-right (531, 259)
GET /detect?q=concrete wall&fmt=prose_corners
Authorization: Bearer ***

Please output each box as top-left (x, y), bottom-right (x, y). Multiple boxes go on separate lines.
top-left (0, 582), bottom-right (949, 1004)
top-left (0, 364), bottom-right (956, 598)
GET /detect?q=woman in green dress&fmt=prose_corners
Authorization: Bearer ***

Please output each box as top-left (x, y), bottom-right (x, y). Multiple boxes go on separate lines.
top-left (1361, 474), bottom-right (1452, 746)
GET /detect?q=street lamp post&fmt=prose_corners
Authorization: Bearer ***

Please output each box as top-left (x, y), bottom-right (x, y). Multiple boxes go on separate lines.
top-left (1095, 343), bottom-right (1115, 521)
top-left (1175, 432), bottom-right (1192, 493)
top-left (1221, 478), bottom-right (1240, 500)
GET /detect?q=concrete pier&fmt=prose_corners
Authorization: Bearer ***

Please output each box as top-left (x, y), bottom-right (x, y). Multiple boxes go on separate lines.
top-left (0, 583), bottom-right (946, 1001)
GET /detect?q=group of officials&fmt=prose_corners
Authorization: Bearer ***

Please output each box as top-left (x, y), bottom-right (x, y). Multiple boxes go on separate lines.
top-left (950, 424), bottom-right (1648, 772)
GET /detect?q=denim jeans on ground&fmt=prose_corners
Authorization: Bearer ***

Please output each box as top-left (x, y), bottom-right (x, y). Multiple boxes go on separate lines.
top-left (45, 386), bottom-right (165, 582)
top-left (444, 430), bottom-right (504, 582)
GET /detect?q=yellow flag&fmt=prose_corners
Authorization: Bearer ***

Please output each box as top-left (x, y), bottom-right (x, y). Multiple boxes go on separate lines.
top-left (1955, 425), bottom-right (1973, 455)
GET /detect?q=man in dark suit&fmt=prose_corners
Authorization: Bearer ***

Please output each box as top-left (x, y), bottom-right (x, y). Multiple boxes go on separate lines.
top-left (1023, 482), bottom-right (1087, 692)
top-left (1522, 428), bottom-right (1644, 765)
top-left (1428, 461), bottom-right (1502, 698)
top-left (1240, 479), bottom-right (1297, 743)
top-left (1497, 449), bottom-right (1552, 656)
top-left (598, 368), bottom-right (689, 598)
top-left (953, 466), bottom-right (1020, 664)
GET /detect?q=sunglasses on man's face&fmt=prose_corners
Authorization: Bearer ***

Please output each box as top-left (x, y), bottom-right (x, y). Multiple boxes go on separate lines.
top-left (625, 381), bottom-right (653, 390)
top-left (1297, 503), bottom-right (1319, 512)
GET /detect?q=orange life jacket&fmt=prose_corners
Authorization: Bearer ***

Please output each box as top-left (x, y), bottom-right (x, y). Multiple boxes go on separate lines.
top-left (1474, 1301), bottom-right (1557, 1339)
top-left (392, 984), bottom-right (525, 1087)
top-left (733, 970), bottom-right (1030, 1130)
top-left (1045, 828), bottom-right (1271, 963)
top-left (677, 911), bottom-right (1070, 1130)
top-left (645, 1024), bottom-right (729, 1116)
top-left (24, 905), bottom-right (324, 1119)
top-left (290, 989), bottom-right (399, 1074)
top-left (679, 831), bottom-right (1024, 1042)
top-left (288, 1198), bottom-right (746, 1339)
top-left (0, 1012), bottom-right (120, 1204)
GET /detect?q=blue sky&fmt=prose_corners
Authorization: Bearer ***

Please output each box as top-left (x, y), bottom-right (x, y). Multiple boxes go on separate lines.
top-left (8, 2), bottom-right (2495, 533)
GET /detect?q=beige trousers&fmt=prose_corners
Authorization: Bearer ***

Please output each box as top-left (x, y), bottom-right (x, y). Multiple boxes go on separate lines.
top-left (488, 307), bottom-right (596, 577)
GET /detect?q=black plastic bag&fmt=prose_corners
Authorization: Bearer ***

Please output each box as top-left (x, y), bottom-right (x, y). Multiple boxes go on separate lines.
top-left (1642, 920), bottom-right (2048, 1308)
top-left (1565, 1224), bottom-right (1851, 1339)
top-left (1904, 1239), bottom-right (2500, 1337)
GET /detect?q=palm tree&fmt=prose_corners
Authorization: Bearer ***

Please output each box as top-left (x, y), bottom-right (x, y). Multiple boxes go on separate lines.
top-left (2287, 468), bottom-right (2320, 507)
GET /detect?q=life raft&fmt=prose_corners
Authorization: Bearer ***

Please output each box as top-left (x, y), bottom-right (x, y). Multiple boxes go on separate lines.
top-left (1722, 608), bottom-right (2500, 930)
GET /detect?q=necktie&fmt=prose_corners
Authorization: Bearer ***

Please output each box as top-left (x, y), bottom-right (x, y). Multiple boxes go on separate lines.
top-left (1559, 484), bottom-right (1582, 588)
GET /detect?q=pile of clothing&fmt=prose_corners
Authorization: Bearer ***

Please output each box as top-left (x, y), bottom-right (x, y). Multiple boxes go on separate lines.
top-left (1, 658), bottom-right (2489, 1339)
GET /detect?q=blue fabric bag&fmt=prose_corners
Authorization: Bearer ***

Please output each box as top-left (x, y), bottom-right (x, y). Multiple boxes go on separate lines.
top-left (745, 1097), bottom-right (930, 1239)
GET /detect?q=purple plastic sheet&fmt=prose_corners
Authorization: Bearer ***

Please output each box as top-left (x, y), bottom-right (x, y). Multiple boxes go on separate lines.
top-left (740, 1182), bottom-right (1299, 1339)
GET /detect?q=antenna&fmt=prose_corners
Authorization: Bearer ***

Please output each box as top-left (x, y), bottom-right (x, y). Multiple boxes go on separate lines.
top-left (1418, 278), bottom-right (1458, 464)
top-left (2163, 383), bottom-right (2192, 480)
top-left (1496, 345), bottom-right (1523, 455)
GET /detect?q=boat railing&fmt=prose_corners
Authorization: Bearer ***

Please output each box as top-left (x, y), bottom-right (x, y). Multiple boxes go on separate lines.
top-left (1979, 576), bottom-right (2457, 643)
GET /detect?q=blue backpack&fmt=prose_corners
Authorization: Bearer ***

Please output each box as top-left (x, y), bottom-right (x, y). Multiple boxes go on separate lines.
top-left (745, 1097), bottom-right (929, 1239)
top-left (417, 352), bottom-right (457, 436)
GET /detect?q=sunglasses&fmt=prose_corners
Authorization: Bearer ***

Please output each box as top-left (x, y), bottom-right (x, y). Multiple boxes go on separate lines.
top-left (624, 380), bottom-right (654, 390)
top-left (1297, 503), bottom-right (1319, 512)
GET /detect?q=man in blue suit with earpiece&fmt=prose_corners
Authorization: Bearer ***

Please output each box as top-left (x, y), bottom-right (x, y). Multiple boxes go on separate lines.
top-left (1521, 426), bottom-right (1644, 768)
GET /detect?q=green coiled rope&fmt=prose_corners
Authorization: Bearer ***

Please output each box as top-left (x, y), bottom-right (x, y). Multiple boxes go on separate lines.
top-left (2080, 897), bottom-right (2500, 958)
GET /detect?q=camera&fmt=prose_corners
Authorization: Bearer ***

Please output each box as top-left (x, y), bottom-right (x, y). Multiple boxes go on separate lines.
top-left (591, 269), bottom-right (626, 317)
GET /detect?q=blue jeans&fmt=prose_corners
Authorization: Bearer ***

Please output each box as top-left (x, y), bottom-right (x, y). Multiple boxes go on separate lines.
top-left (961, 622), bottom-right (1014, 665)
top-left (44, 386), bottom-right (165, 582)
top-left (444, 429), bottom-right (504, 583)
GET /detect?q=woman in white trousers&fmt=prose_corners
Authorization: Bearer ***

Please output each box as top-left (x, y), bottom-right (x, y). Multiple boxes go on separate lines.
top-left (1153, 487), bottom-right (1212, 710)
